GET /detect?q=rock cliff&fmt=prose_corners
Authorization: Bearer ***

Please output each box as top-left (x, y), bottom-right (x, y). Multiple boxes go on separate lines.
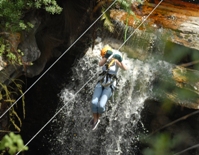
top-left (0, 0), bottom-right (199, 137)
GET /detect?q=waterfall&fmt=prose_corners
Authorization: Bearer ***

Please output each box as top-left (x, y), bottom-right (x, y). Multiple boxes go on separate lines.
top-left (46, 37), bottom-right (176, 155)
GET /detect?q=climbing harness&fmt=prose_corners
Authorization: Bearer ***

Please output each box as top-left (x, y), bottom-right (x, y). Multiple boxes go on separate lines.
top-left (97, 50), bottom-right (122, 92)
top-left (12, 0), bottom-right (164, 153)
top-left (98, 71), bottom-right (118, 91)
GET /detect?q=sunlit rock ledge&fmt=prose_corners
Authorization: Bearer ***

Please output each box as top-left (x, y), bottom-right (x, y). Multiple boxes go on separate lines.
top-left (0, 0), bottom-right (199, 110)
top-left (107, 0), bottom-right (199, 110)
top-left (110, 0), bottom-right (199, 51)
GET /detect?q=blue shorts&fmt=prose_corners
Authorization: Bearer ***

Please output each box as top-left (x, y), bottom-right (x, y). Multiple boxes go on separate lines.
top-left (91, 83), bottom-right (112, 114)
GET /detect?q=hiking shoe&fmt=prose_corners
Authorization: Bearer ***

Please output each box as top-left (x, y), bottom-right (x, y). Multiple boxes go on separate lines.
top-left (92, 119), bottom-right (100, 130)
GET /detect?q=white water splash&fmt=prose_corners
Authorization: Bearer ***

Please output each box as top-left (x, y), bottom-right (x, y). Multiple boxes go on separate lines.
top-left (48, 41), bottom-right (175, 155)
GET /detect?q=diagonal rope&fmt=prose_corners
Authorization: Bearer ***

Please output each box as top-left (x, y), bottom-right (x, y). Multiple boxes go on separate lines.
top-left (16, 0), bottom-right (164, 154)
top-left (13, 1), bottom-right (117, 154)
top-left (118, 0), bottom-right (164, 50)
top-left (16, 73), bottom-right (97, 155)
top-left (0, 0), bottom-right (117, 120)
top-left (174, 143), bottom-right (199, 155)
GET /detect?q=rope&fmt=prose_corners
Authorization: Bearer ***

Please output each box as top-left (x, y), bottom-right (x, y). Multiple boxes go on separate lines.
top-left (0, 0), bottom-right (117, 120)
top-left (118, 0), bottom-right (164, 50)
top-left (14, 1), bottom-right (118, 154)
top-left (14, 0), bottom-right (164, 154)
top-left (16, 73), bottom-right (97, 155)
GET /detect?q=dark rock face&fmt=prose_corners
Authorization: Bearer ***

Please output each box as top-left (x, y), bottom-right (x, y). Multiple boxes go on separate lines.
top-left (2, 0), bottom-right (199, 154)
top-left (20, 0), bottom-right (96, 77)
top-left (0, 0), bottom-right (97, 154)
top-left (18, 0), bottom-right (100, 152)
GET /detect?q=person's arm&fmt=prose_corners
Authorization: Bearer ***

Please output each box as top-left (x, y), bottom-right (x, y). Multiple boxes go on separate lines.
top-left (99, 57), bottom-right (107, 66)
top-left (115, 59), bottom-right (128, 70)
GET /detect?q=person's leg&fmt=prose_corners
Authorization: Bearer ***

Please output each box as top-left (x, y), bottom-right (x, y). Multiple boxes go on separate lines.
top-left (92, 86), bottom-right (112, 130)
top-left (91, 83), bottom-right (103, 123)
top-left (98, 86), bottom-right (112, 115)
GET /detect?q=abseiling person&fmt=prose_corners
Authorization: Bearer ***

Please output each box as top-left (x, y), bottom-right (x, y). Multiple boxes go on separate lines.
top-left (90, 45), bottom-right (128, 130)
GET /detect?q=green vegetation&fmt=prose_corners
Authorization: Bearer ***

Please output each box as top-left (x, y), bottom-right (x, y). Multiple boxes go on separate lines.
top-left (0, 79), bottom-right (25, 132)
top-left (0, 1), bottom-right (198, 155)
top-left (0, 0), bottom-right (62, 65)
top-left (142, 132), bottom-right (183, 155)
top-left (0, 35), bottom-right (24, 65)
top-left (0, 132), bottom-right (28, 155)
top-left (0, 0), bottom-right (62, 32)
top-left (0, 1), bottom-right (63, 154)
top-left (100, 0), bottom-right (141, 41)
